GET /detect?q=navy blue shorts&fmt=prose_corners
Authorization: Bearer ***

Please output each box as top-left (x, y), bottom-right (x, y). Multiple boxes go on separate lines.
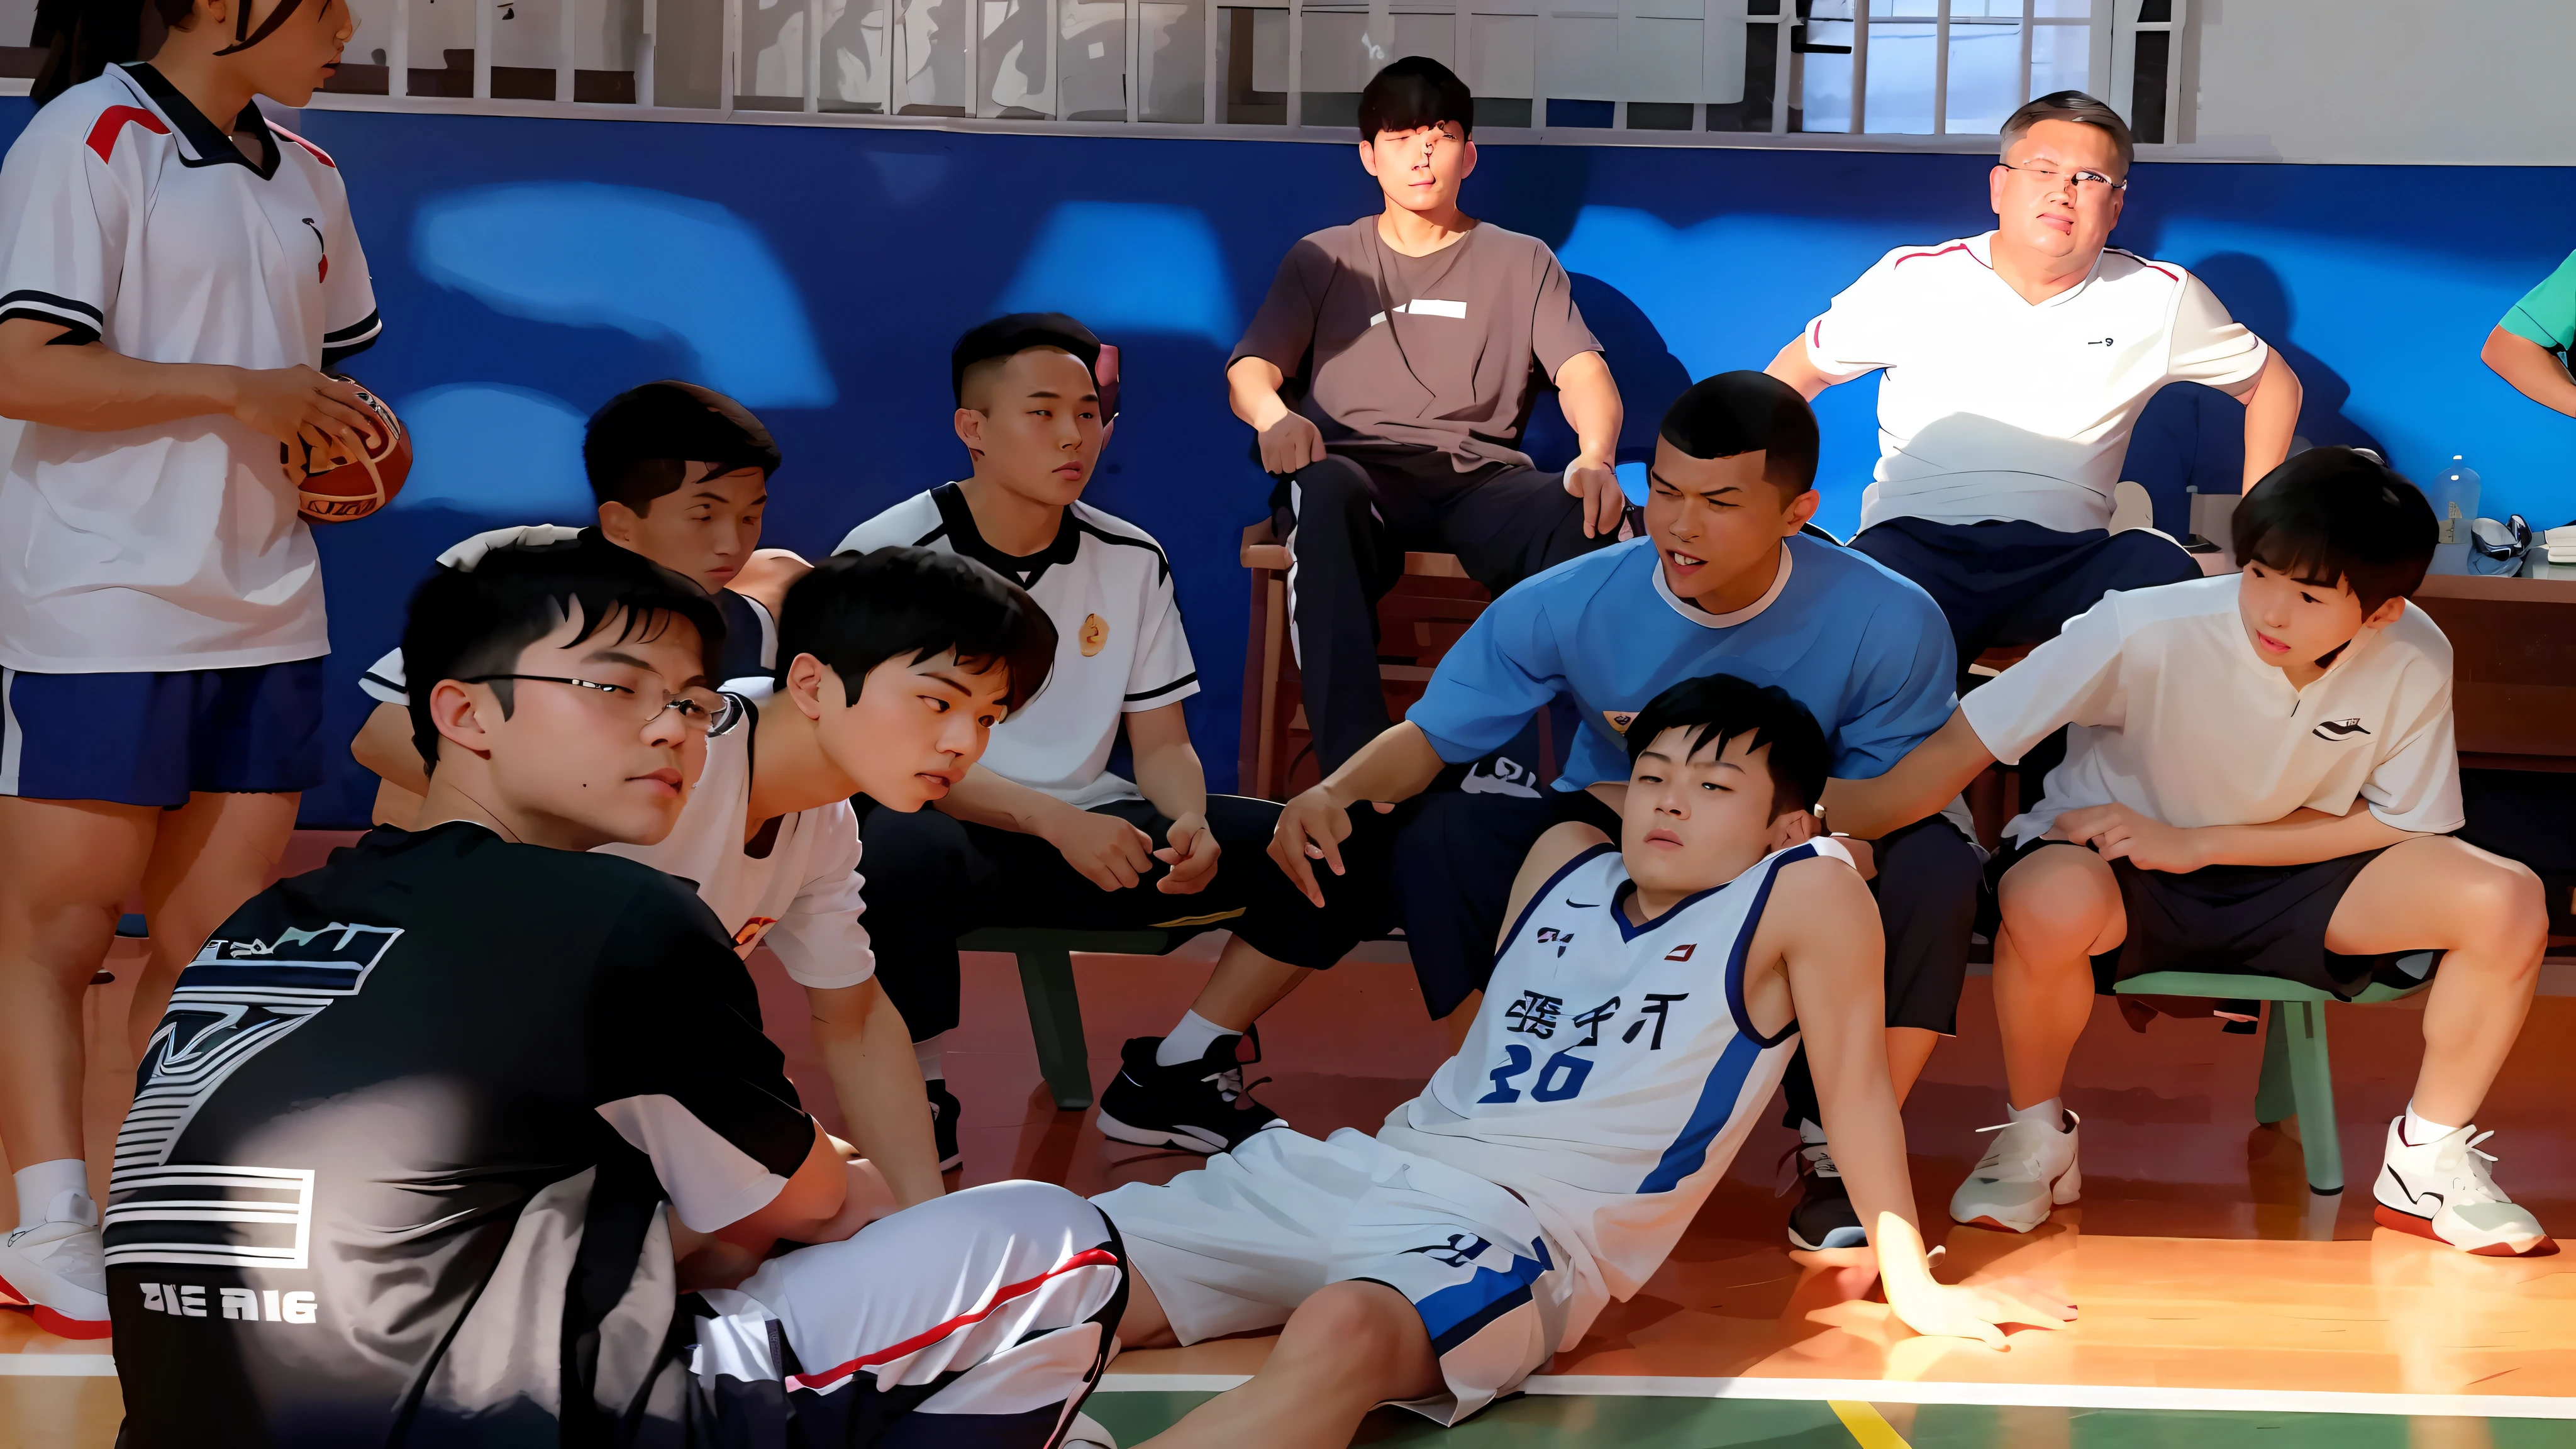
top-left (0, 660), bottom-right (326, 808)
top-left (1850, 518), bottom-right (2202, 670)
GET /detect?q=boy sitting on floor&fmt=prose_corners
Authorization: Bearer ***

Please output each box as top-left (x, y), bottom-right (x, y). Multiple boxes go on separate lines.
top-left (1096, 674), bottom-right (2072, 1446)
top-left (1826, 447), bottom-right (2553, 1257)
top-left (107, 540), bottom-right (1123, 1446)
top-left (838, 313), bottom-right (1370, 1167)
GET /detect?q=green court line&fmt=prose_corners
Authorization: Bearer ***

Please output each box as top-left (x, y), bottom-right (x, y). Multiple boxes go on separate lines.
top-left (1080, 1392), bottom-right (2571, 1449)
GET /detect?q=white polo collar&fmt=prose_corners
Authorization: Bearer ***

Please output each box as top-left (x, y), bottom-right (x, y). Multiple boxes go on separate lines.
top-left (1652, 541), bottom-right (1793, 629)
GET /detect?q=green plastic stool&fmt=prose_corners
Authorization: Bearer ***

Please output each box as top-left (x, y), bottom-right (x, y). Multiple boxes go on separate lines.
top-left (2113, 958), bottom-right (2433, 1194)
top-left (957, 928), bottom-right (1178, 1111)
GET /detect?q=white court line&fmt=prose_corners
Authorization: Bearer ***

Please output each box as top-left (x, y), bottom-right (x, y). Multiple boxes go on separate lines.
top-left (0, 1357), bottom-right (115, 1377)
top-left (1097, 1372), bottom-right (2576, 1419)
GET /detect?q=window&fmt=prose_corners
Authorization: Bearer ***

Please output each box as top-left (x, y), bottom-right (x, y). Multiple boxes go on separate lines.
top-left (296, 0), bottom-right (2167, 147)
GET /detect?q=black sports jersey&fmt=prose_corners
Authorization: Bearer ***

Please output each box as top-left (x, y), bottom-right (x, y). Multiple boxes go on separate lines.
top-left (104, 822), bottom-right (817, 1447)
top-left (715, 587), bottom-right (775, 684)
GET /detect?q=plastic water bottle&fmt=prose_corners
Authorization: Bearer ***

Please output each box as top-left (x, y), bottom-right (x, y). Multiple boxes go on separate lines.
top-left (2428, 456), bottom-right (2480, 575)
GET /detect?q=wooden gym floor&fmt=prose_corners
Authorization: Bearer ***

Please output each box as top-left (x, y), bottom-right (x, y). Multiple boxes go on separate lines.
top-left (5, 831), bottom-right (2575, 1448)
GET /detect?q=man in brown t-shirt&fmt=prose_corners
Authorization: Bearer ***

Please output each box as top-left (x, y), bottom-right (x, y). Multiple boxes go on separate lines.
top-left (1226, 56), bottom-right (1628, 774)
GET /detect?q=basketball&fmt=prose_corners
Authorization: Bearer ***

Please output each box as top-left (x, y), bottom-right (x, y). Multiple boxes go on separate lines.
top-left (296, 378), bottom-right (410, 524)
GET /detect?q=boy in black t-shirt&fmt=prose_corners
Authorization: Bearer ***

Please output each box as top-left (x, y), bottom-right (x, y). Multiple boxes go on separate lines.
top-left (108, 540), bottom-right (1126, 1447)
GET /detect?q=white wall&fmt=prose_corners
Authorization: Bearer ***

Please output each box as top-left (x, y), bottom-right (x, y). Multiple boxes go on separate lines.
top-left (2182, 0), bottom-right (2576, 165)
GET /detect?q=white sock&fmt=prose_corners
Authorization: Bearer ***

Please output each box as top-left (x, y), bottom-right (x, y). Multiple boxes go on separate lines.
top-left (914, 1031), bottom-right (950, 1083)
top-left (2009, 1097), bottom-right (2069, 1134)
top-left (1157, 1011), bottom-right (1231, 1068)
top-left (2400, 1101), bottom-right (2462, 1148)
top-left (1797, 1118), bottom-right (1828, 1146)
top-left (14, 1160), bottom-right (89, 1231)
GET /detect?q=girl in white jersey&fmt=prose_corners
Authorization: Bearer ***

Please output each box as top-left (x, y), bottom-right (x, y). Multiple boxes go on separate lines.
top-left (0, 0), bottom-right (382, 1338)
top-left (1095, 675), bottom-right (2072, 1444)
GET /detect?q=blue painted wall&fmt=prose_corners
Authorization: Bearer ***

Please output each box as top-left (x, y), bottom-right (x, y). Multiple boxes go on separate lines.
top-left (7, 98), bottom-right (2572, 826)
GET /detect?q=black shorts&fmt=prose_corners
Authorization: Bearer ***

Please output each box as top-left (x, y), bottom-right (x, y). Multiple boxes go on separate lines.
top-left (1982, 835), bottom-right (2436, 1000)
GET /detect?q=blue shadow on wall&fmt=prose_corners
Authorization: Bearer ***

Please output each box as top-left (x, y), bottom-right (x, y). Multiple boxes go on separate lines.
top-left (996, 202), bottom-right (1241, 348)
top-left (391, 383), bottom-right (594, 521)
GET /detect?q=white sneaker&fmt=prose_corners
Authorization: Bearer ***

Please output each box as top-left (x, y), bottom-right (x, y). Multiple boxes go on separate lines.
top-left (2373, 1118), bottom-right (2557, 1258)
top-left (1950, 1109), bottom-right (2082, 1233)
top-left (0, 1191), bottom-right (111, 1340)
top-left (1060, 1411), bottom-right (1117, 1449)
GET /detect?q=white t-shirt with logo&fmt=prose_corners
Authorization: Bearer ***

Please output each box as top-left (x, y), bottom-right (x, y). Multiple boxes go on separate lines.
top-left (0, 64), bottom-right (380, 672)
top-left (1961, 574), bottom-right (2463, 849)
top-left (593, 678), bottom-right (872, 989)
top-left (1804, 232), bottom-right (2268, 535)
top-left (835, 484), bottom-right (1198, 809)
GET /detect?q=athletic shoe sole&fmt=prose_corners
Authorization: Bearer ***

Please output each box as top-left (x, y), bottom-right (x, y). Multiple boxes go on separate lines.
top-left (0, 1270), bottom-right (109, 1340)
top-left (2372, 1204), bottom-right (2560, 1258)
top-left (1955, 1167), bottom-right (2080, 1235)
top-left (1786, 1225), bottom-right (1868, 1252)
top-left (1094, 1109), bottom-right (1231, 1154)
top-left (936, 1153), bottom-right (963, 1173)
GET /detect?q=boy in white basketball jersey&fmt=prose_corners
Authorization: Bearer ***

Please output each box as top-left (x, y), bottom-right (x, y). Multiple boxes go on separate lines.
top-left (0, 0), bottom-right (384, 1337)
top-left (840, 315), bottom-right (1374, 1169)
top-left (1097, 675), bottom-right (2072, 1443)
top-left (1765, 91), bottom-right (2303, 676)
top-left (1828, 450), bottom-right (2553, 1258)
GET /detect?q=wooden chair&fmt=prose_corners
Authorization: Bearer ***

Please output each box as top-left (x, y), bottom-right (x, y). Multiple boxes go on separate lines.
top-left (1236, 520), bottom-right (1552, 800)
top-left (2113, 963), bottom-right (2434, 1194)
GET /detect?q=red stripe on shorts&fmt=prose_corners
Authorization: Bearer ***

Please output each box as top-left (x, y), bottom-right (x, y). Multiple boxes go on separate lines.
top-left (784, 1246), bottom-right (1122, 1393)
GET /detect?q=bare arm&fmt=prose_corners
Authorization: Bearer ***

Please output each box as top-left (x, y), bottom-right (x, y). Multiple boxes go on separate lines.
top-left (710, 1123), bottom-right (874, 1251)
top-left (1126, 701), bottom-right (1221, 894)
top-left (1497, 823), bottom-right (1614, 951)
top-left (805, 978), bottom-right (945, 1209)
top-left (730, 548), bottom-right (812, 619)
top-left (2481, 326), bottom-right (2576, 419)
top-left (0, 318), bottom-right (378, 464)
top-left (2054, 800), bottom-right (2419, 872)
top-left (1763, 336), bottom-right (1845, 402)
top-left (1818, 710), bottom-right (1996, 841)
top-left (1227, 355), bottom-right (1326, 475)
top-left (2238, 348), bottom-right (2303, 490)
top-left (1267, 721), bottom-right (1449, 906)
top-left (1776, 860), bottom-right (2077, 1348)
top-left (937, 764), bottom-right (1160, 892)
top-left (1553, 351), bottom-right (1627, 538)
top-left (352, 701), bottom-right (429, 796)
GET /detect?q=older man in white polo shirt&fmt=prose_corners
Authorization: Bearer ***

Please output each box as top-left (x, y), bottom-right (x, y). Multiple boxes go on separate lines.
top-left (1765, 89), bottom-right (2302, 674)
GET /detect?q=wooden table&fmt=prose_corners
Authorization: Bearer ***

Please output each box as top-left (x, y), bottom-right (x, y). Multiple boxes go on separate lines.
top-left (2411, 565), bottom-right (2576, 771)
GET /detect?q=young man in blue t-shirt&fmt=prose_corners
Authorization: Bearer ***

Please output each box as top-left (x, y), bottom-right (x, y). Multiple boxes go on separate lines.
top-left (1268, 372), bottom-right (1979, 1251)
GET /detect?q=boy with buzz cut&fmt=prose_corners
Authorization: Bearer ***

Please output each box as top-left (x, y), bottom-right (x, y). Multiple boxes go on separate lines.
top-left (1098, 675), bottom-right (2072, 1448)
top-left (105, 538), bottom-right (1126, 1448)
top-left (840, 313), bottom-right (1371, 1169)
top-left (352, 379), bottom-right (810, 826)
top-left (1826, 448), bottom-right (2556, 1257)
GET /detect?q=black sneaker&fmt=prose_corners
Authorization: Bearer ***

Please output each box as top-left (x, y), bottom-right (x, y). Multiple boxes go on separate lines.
top-left (1782, 1139), bottom-right (1865, 1251)
top-left (1096, 1033), bottom-right (1285, 1153)
top-left (927, 1080), bottom-right (963, 1172)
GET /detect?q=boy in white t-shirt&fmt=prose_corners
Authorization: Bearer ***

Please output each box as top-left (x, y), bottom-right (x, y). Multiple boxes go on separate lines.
top-left (838, 315), bottom-right (1374, 1171)
top-left (351, 380), bottom-right (808, 826)
top-left (1765, 91), bottom-right (2304, 676)
top-left (1827, 450), bottom-right (2553, 1258)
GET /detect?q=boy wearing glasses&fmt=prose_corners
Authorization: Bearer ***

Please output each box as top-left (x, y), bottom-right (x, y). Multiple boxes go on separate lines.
top-left (1763, 90), bottom-right (2303, 674)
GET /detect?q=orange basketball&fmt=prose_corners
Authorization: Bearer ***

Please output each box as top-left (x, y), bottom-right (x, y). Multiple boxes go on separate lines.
top-left (296, 378), bottom-right (411, 524)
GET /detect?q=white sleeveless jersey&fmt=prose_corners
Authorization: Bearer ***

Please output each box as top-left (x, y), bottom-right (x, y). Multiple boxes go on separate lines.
top-left (1378, 838), bottom-right (1842, 1326)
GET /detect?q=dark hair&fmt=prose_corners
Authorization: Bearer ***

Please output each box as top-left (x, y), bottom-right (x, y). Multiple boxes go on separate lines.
top-left (1623, 674), bottom-right (1830, 817)
top-left (1357, 55), bottom-right (1472, 141)
top-left (1659, 371), bottom-right (1821, 498)
top-left (2231, 447), bottom-right (2438, 615)
top-left (34, 0), bottom-right (181, 104)
top-left (400, 533), bottom-right (725, 774)
top-left (952, 313), bottom-right (1104, 411)
top-left (780, 548), bottom-right (1059, 714)
top-left (582, 381), bottom-right (781, 516)
top-left (2001, 90), bottom-right (2136, 174)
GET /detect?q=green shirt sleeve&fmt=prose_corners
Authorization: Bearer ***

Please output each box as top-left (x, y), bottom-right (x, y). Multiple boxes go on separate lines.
top-left (2499, 250), bottom-right (2576, 352)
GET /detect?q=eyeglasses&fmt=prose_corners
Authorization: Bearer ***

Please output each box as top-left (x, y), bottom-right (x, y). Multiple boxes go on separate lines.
top-left (461, 675), bottom-right (728, 733)
top-left (1997, 160), bottom-right (2129, 194)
